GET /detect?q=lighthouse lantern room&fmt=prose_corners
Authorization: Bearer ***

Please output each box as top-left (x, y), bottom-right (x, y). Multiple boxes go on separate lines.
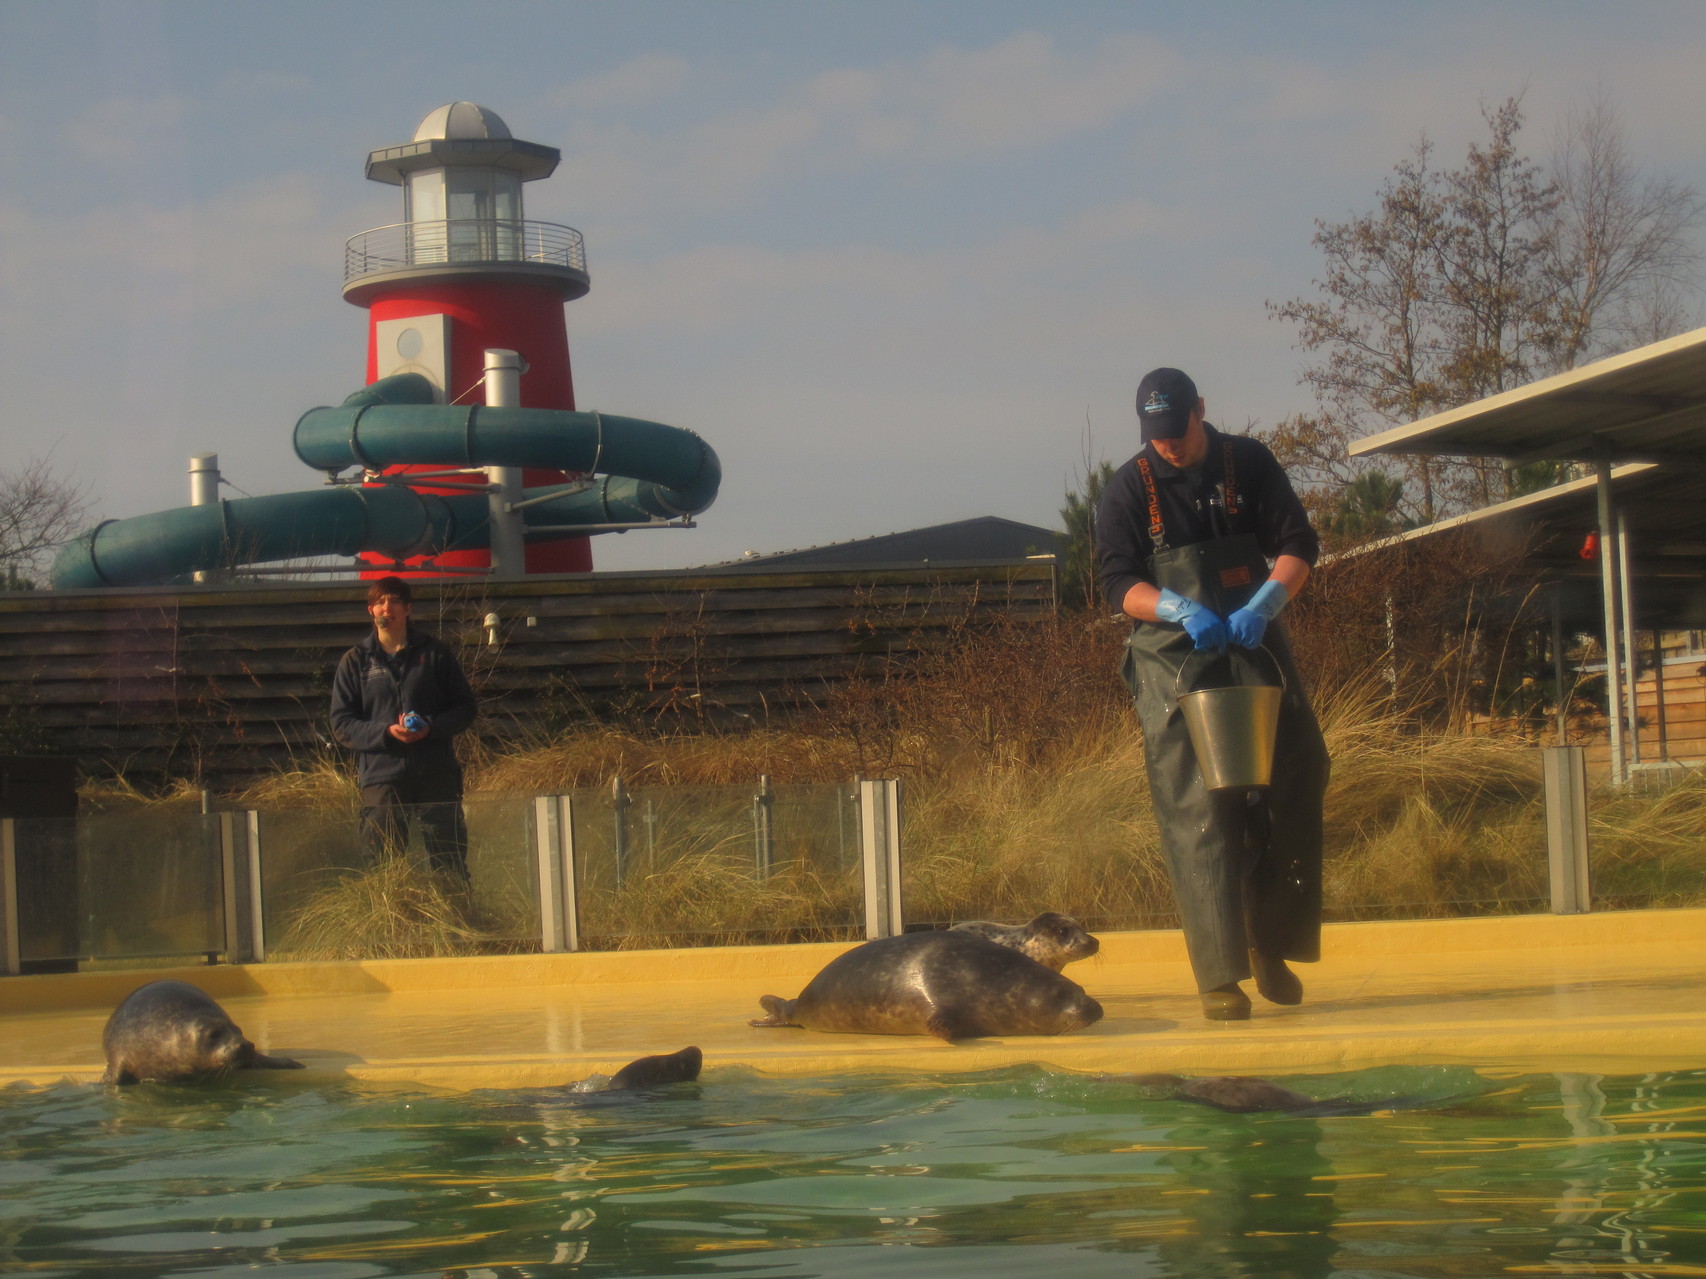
top-left (343, 102), bottom-right (592, 575)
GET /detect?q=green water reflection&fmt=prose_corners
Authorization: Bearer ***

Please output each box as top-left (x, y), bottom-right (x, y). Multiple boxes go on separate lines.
top-left (1, 1066), bottom-right (1702, 1277)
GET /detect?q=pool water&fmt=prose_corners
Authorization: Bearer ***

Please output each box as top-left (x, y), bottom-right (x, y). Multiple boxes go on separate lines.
top-left (3, 1064), bottom-right (1702, 1278)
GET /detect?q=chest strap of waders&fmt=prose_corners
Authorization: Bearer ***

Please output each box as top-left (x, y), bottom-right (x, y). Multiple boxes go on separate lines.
top-left (1135, 456), bottom-right (1167, 552)
top-left (1221, 439), bottom-right (1241, 521)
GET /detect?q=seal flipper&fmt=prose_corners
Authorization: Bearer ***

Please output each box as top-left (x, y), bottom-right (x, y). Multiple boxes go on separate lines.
top-left (608, 1046), bottom-right (702, 1090)
top-left (749, 994), bottom-right (801, 1028)
top-left (924, 1009), bottom-right (979, 1042)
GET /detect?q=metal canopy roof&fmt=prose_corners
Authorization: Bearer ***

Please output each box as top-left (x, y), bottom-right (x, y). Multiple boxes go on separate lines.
top-left (1337, 326), bottom-right (1706, 780)
top-left (1347, 324), bottom-right (1706, 467)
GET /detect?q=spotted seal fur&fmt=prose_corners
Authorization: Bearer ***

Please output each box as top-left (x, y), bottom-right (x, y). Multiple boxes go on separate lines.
top-left (750, 931), bottom-right (1103, 1041)
top-left (949, 912), bottom-right (1098, 971)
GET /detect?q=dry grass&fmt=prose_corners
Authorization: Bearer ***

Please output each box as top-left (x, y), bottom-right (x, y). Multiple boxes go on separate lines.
top-left (94, 612), bottom-right (1706, 958)
top-left (583, 849), bottom-right (863, 948)
top-left (268, 854), bottom-right (497, 961)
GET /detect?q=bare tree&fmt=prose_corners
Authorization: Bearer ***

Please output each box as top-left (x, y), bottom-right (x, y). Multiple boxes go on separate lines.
top-left (1269, 93), bottom-right (1703, 533)
top-left (1547, 93), bottom-right (1704, 367)
top-left (0, 457), bottom-right (90, 589)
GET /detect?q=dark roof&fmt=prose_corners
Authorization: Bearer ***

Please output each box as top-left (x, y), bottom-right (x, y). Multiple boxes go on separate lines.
top-left (730, 517), bottom-right (1064, 567)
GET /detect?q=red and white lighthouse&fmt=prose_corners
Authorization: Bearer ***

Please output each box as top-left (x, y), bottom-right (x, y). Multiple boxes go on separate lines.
top-left (343, 101), bottom-right (592, 575)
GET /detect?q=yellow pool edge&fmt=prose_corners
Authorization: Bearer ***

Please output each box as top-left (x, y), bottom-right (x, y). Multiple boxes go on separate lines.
top-left (1, 907), bottom-right (1676, 1013)
top-left (6, 907), bottom-right (1704, 1090)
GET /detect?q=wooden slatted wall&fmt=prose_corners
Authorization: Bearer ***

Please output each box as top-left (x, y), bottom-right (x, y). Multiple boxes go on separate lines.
top-left (0, 561), bottom-right (1056, 788)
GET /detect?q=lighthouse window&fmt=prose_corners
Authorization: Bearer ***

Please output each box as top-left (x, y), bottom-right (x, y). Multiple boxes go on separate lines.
top-left (405, 170), bottom-right (449, 263)
top-left (445, 170), bottom-right (522, 261)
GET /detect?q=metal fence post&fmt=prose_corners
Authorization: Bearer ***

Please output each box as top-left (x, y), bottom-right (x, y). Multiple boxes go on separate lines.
top-left (218, 811), bottom-right (264, 963)
top-left (1, 819), bottom-right (18, 976)
top-left (859, 778), bottom-right (903, 939)
top-left (1543, 746), bottom-right (1592, 914)
top-left (534, 794), bottom-right (581, 953)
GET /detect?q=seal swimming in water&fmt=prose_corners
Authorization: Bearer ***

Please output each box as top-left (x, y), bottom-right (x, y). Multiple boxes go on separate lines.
top-left (950, 912), bottom-right (1099, 971)
top-left (1121, 1073), bottom-right (1446, 1116)
top-left (101, 980), bottom-right (304, 1085)
top-left (750, 931), bottom-right (1103, 1041)
top-left (564, 1046), bottom-right (703, 1094)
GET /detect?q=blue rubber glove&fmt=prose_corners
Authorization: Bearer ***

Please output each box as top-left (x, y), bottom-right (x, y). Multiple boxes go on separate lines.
top-left (1226, 579), bottom-right (1290, 649)
top-left (1156, 588), bottom-right (1227, 652)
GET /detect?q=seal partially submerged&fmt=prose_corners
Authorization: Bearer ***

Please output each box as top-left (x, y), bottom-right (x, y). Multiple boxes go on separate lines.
top-left (950, 912), bottom-right (1099, 971)
top-left (101, 980), bottom-right (304, 1085)
top-left (751, 931), bottom-right (1103, 1041)
top-left (1124, 1073), bottom-right (1437, 1117)
top-left (565, 1046), bottom-right (703, 1094)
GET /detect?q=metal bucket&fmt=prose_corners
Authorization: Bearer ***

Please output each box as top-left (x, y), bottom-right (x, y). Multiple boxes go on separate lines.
top-left (1174, 647), bottom-right (1284, 790)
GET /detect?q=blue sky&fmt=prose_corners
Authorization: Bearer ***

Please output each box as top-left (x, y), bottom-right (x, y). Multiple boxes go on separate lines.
top-left (5, 1), bottom-right (1706, 571)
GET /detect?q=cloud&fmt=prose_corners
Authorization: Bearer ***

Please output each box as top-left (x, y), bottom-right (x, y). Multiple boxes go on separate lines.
top-left (544, 30), bottom-right (1178, 228)
top-left (64, 94), bottom-right (189, 165)
top-left (550, 53), bottom-right (694, 110)
top-left (891, 30), bottom-right (1168, 154)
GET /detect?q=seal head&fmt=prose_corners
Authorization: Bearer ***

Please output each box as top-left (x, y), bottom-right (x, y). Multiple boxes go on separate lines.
top-left (101, 980), bottom-right (304, 1085)
top-left (950, 912), bottom-right (1099, 971)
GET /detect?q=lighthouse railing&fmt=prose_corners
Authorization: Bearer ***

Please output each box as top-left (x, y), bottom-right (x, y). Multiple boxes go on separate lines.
top-left (345, 219), bottom-right (587, 283)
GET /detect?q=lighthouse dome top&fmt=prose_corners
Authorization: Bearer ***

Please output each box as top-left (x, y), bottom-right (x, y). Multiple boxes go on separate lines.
top-left (365, 103), bottom-right (558, 186)
top-left (414, 102), bottom-right (513, 143)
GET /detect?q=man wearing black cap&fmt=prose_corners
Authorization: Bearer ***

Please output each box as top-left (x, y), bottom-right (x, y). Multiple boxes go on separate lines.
top-left (1096, 368), bottom-right (1329, 1020)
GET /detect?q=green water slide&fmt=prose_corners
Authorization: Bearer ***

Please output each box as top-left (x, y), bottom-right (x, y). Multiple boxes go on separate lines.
top-left (50, 374), bottom-right (721, 588)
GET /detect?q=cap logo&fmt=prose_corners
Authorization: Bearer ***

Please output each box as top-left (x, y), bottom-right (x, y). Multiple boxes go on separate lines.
top-left (1142, 392), bottom-right (1171, 416)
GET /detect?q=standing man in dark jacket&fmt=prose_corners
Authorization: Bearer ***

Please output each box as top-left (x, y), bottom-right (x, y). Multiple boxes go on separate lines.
top-left (330, 576), bottom-right (479, 882)
top-left (1096, 368), bottom-right (1330, 1021)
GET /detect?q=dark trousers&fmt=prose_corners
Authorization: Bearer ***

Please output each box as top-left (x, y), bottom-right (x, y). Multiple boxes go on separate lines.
top-left (359, 777), bottom-right (469, 881)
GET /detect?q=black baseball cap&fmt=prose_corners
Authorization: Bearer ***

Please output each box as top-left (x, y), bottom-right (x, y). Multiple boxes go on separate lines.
top-left (1135, 367), bottom-right (1199, 441)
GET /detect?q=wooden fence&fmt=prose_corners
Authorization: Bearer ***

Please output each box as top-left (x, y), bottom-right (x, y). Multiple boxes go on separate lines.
top-left (0, 560), bottom-right (1056, 789)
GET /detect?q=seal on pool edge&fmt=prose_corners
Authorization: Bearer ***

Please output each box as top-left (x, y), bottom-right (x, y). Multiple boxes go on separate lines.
top-left (566, 1046), bottom-right (704, 1094)
top-left (949, 912), bottom-right (1099, 971)
top-left (749, 931), bottom-right (1103, 1041)
top-left (101, 979), bottom-right (304, 1085)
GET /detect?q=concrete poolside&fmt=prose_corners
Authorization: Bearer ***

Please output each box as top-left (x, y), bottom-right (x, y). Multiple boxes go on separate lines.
top-left (3, 908), bottom-right (1703, 1090)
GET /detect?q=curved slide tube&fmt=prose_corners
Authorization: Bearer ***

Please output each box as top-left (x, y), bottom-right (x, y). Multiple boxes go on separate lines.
top-left (52, 374), bottom-right (721, 589)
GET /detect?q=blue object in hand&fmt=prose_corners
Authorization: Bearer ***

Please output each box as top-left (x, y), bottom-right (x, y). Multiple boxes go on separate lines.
top-left (402, 711), bottom-right (427, 734)
top-left (1226, 579), bottom-right (1290, 649)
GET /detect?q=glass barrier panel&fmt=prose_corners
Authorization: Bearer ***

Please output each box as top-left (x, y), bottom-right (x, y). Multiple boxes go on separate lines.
top-left (257, 797), bottom-right (542, 954)
top-left (1588, 767), bottom-right (1706, 911)
top-left (570, 782), bottom-right (862, 948)
top-left (1321, 765), bottom-right (1550, 923)
top-left (52, 815), bottom-right (223, 968)
top-left (10, 816), bottom-right (81, 964)
top-left (257, 805), bottom-right (363, 953)
top-left (463, 793), bottom-right (540, 942)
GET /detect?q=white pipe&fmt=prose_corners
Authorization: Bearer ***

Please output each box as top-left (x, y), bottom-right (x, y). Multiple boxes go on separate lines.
top-left (189, 454), bottom-right (219, 583)
top-left (484, 350), bottom-right (527, 579)
top-left (1594, 458), bottom-right (1625, 786)
top-left (1618, 507), bottom-right (1639, 768)
top-left (189, 453), bottom-right (219, 507)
